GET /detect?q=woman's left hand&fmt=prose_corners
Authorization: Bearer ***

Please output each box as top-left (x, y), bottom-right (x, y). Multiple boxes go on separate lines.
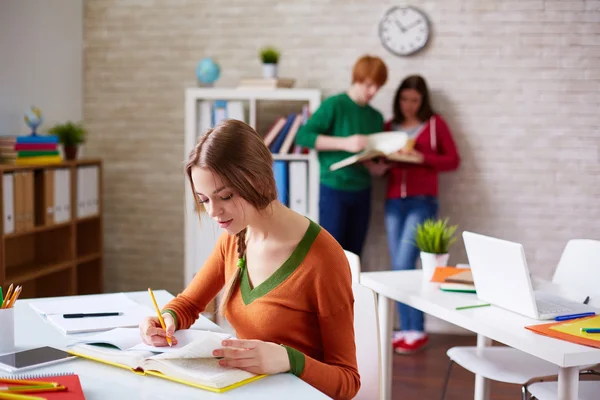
top-left (213, 339), bottom-right (291, 375)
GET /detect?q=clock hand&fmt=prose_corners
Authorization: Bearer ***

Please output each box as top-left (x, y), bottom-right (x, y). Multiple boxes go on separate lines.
top-left (404, 19), bottom-right (422, 31)
top-left (393, 19), bottom-right (406, 33)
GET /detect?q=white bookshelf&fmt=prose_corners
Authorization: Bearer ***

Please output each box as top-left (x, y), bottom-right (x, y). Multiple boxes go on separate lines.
top-left (184, 88), bottom-right (322, 287)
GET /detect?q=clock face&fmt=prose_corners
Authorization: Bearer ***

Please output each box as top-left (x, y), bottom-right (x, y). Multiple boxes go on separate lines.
top-left (379, 6), bottom-right (430, 56)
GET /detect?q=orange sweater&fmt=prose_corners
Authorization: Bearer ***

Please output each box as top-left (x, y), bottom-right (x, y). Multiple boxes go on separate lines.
top-left (163, 220), bottom-right (359, 400)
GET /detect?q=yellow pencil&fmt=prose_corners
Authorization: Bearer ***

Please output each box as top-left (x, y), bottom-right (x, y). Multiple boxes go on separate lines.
top-left (0, 379), bottom-right (56, 388)
top-left (6, 286), bottom-right (21, 309)
top-left (148, 288), bottom-right (172, 347)
top-left (0, 392), bottom-right (45, 400)
top-left (1, 284), bottom-right (13, 309)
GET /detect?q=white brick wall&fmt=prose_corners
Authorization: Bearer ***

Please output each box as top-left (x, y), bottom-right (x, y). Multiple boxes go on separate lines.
top-left (84, 0), bottom-right (600, 297)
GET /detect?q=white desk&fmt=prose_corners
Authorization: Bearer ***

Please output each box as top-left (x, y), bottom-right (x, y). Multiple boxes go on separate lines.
top-left (360, 270), bottom-right (600, 400)
top-left (8, 290), bottom-right (330, 399)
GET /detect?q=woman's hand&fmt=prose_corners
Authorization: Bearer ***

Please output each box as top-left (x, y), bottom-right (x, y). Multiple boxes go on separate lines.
top-left (139, 314), bottom-right (178, 347)
top-left (397, 148), bottom-right (424, 163)
top-left (213, 339), bottom-right (291, 375)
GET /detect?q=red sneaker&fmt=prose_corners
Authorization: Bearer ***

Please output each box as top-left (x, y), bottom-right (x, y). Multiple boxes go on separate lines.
top-left (393, 334), bottom-right (429, 354)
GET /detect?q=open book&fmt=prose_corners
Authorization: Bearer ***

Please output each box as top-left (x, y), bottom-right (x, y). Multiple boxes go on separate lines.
top-left (329, 132), bottom-right (421, 172)
top-left (67, 328), bottom-right (265, 392)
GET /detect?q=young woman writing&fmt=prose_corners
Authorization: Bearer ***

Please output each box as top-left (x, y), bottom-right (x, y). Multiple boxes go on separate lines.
top-left (139, 119), bottom-right (360, 399)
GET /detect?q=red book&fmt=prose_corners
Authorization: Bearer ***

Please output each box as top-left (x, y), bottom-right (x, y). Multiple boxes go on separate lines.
top-left (14, 143), bottom-right (58, 151)
top-left (0, 372), bottom-right (86, 399)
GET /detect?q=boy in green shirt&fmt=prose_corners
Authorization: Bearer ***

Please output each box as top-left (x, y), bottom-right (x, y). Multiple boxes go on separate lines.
top-left (295, 55), bottom-right (388, 256)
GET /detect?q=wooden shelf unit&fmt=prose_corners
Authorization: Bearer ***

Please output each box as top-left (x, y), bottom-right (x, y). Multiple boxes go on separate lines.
top-left (0, 159), bottom-right (103, 299)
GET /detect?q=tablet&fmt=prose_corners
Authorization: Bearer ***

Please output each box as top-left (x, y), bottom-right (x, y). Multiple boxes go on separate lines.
top-left (0, 346), bottom-right (74, 373)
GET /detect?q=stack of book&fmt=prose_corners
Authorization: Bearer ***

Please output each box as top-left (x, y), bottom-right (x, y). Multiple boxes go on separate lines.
top-left (0, 135), bottom-right (62, 165)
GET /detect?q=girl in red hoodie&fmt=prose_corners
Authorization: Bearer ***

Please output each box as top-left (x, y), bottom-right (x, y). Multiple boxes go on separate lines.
top-left (384, 75), bottom-right (460, 354)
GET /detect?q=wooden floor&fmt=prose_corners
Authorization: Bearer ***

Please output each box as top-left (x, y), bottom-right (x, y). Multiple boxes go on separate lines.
top-left (392, 334), bottom-right (521, 399)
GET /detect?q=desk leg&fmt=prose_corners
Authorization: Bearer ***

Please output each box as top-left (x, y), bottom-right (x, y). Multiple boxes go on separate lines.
top-left (557, 366), bottom-right (579, 400)
top-left (378, 294), bottom-right (393, 400)
top-left (474, 334), bottom-right (491, 400)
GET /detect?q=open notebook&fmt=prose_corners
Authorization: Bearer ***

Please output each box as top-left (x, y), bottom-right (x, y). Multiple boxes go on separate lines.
top-left (66, 328), bottom-right (265, 393)
top-left (329, 132), bottom-right (420, 171)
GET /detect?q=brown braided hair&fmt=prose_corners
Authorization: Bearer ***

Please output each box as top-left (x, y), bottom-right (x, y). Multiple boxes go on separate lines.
top-left (185, 120), bottom-right (277, 315)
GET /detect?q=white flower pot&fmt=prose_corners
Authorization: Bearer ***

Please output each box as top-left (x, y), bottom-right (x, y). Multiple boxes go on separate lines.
top-left (420, 252), bottom-right (450, 282)
top-left (262, 63), bottom-right (278, 78)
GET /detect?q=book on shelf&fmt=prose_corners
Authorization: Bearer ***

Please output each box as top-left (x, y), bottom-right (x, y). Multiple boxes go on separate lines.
top-left (237, 78), bottom-right (295, 90)
top-left (329, 132), bottom-right (420, 172)
top-left (67, 327), bottom-right (265, 393)
top-left (0, 134), bottom-right (62, 164)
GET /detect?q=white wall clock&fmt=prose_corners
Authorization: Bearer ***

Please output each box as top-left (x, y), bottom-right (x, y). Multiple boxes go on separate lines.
top-left (378, 6), bottom-right (431, 56)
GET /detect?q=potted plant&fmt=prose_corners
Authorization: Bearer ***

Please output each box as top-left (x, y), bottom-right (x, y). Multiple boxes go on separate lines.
top-left (259, 46), bottom-right (280, 79)
top-left (48, 121), bottom-right (86, 160)
top-left (415, 218), bottom-right (458, 281)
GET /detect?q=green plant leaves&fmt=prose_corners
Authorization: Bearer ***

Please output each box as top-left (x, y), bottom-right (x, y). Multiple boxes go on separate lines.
top-left (259, 46), bottom-right (280, 64)
top-left (414, 218), bottom-right (458, 254)
top-left (48, 121), bottom-right (86, 146)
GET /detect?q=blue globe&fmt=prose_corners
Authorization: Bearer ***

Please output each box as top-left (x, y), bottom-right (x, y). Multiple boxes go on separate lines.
top-left (24, 106), bottom-right (43, 135)
top-left (196, 58), bottom-right (220, 85)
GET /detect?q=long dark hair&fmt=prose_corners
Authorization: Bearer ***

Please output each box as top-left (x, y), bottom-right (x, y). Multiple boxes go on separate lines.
top-left (392, 75), bottom-right (435, 124)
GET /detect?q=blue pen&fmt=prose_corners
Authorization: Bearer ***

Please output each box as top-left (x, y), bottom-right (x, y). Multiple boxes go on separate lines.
top-left (580, 328), bottom-right (600, 334)
top-left (555, 312), bottom-right (596, 321)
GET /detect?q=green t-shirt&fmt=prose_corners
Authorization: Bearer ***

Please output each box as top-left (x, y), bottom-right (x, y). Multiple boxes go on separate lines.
top-left (295, 93), bottom-right (384, 191)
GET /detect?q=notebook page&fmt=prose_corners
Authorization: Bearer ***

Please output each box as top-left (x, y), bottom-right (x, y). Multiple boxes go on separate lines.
top-left (30, 293), bottom-right (139, 315)
top-left (149, 331), bottom-right (232, 359)
top-left (365, 132), bottom-right (409, 154)
top-left (69, 343), bottom-right (152, 370)
top-left (67, 328), bottom-right (142, 350)
top-left (147, 357), bottom-right (256, 389)
top-left (130, 329), bottom-right (231, 353)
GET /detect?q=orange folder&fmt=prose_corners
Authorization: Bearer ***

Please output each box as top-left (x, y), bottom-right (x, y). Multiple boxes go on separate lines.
top-left (525, 316), bottom-right (600, 349)
top-left (430, 266), bottom-right (465, 283)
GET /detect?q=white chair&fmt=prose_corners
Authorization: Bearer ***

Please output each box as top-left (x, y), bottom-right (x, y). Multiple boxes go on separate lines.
top-left (441, 239), bottom-right (600, 400)
top-left (527, 369), bottom-right (600, 399)
top-left (345, 250), bottom-right (361, 283)
top-left (353, 282), bottom-right (381, 400)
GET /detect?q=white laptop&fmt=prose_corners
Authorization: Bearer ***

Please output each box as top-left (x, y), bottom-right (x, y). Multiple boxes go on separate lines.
top-left (462, 231), bottom-right (596, 320)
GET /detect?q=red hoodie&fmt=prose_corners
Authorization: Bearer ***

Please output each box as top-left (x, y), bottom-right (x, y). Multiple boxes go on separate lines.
top-left (383, 114), bottom-right (460, 199)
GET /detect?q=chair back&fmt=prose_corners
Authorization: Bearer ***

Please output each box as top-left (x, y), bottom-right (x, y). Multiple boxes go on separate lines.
top-left (345, 250), bottom-right (361, 283)
top-left (552, 239), bottom-right (600, 306)
top-left (352, 282), bottom-right (380, 400)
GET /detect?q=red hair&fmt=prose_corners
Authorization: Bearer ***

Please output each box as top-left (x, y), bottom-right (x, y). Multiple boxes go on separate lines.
top-left (352, 55), bottom-right (388, 87)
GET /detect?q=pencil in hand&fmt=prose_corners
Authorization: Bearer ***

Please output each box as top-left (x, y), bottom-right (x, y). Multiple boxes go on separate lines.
top-left (148, 288), bottom-right (172, 347)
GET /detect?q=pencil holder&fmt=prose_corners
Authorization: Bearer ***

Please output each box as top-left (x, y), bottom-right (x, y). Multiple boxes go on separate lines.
top-left (0, 307), bottom-right (15, 354)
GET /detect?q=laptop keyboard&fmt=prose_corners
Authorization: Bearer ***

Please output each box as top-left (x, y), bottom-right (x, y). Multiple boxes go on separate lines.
top-left (536, 299), bottom-right (573, 314)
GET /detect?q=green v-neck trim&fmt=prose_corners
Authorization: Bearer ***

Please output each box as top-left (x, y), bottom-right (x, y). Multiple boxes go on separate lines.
top-left (240, 219), bottom-right (321, 305)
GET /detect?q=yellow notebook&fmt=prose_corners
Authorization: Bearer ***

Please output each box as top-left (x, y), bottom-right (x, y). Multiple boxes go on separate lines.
top-left (15, 155), bottom-right (62, 165)
top-left (68, 337), bottom-right (266, 393)
top-left (550, 315), bottom-right (600, 343)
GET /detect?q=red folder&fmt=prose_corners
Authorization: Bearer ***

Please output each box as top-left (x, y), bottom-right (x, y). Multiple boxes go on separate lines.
top-left (0, 373), bottom-right (85, 399)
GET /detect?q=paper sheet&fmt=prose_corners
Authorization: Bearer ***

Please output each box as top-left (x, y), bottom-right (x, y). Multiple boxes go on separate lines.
top-left (47, 305), bottom-right (155, 334)
top-left (29, 293), bottom-right (139, 315)
top-left (150, 331), bottom-right (233, 358)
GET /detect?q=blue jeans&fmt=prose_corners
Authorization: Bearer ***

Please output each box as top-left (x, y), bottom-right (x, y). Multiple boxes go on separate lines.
top-left (385, 196), bottom-right (438, 332)
top-left (319, 184), bottom-right (371, 257)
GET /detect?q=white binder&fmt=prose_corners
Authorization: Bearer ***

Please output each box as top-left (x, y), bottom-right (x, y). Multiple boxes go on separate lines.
top-left (288, 161), bottom-right (308, 215)
top-left (3, 173), bottom-right (14, 234)
top-left (54, 168), bottom-right (71, 223)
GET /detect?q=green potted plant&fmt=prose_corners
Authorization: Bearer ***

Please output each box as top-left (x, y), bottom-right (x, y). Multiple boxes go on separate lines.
top-left (415, 218), bottom-right (458, 281)
top-left (259, 46), bottom-right (280, 78)
top-left (48, 121), bottom-right (86, 160)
